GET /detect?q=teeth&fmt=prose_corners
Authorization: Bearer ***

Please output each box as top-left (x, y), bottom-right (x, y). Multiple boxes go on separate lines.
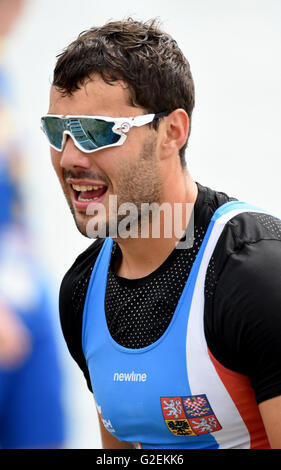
top-left (72, 184), bottom-right (104, 191)
top-left (78, 195), bottom-right (99, 202)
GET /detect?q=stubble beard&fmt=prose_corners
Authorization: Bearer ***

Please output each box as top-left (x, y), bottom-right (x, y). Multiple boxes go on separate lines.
top-left (114, 136), bottom-right (162, 236)
top-left (62, 135), bottom-right (162, 238)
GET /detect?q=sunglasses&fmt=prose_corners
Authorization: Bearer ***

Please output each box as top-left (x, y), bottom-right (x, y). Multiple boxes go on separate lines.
top-left (41, 112), bottom-right (168, 154)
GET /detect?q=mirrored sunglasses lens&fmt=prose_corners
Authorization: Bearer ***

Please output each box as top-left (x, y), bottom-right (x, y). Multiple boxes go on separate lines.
top-left (42, 117), bottom-right (64, 150)
top-left (70, 118), bottom-right (120, 151)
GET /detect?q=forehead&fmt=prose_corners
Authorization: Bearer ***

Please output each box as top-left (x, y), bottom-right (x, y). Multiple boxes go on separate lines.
top-left (48, 75), bottom-right (136, 117)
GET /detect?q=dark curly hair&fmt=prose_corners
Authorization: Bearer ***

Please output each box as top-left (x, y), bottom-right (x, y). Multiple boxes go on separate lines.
top-left (53, 18), bottom-right (195, 167)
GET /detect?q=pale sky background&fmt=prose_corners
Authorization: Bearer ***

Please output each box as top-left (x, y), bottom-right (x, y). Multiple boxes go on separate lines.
top-left (2, 0), bottom-right (281, 448)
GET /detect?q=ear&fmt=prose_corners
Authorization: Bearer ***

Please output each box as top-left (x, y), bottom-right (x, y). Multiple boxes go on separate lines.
top-left (158, 109), bottom-right (189, 161)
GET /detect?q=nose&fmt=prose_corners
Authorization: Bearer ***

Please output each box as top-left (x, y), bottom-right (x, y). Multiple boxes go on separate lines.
top-left (59, 135), bottom-right (92, 170)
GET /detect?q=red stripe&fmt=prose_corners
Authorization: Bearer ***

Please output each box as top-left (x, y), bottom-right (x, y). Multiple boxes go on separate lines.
top-left (208, 348), bottom-right (270, 449)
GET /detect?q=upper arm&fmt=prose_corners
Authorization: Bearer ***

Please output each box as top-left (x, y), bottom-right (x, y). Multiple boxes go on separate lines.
top-left (206, 238), bottom-right (281, 404)
top-left (207, 225), bottom-right (281, 448)
top-left (259, 396), bottom-right (281, 449)
top-left (59, 239), bottom-right (105, 392)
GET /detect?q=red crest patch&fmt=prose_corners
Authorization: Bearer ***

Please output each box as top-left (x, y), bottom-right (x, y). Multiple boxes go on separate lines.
top-left (160, 394), bottom-right (222, 436)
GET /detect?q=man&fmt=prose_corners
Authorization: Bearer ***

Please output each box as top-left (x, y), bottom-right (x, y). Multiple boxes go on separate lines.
top-left (42, 18), bottom-right (281, 449)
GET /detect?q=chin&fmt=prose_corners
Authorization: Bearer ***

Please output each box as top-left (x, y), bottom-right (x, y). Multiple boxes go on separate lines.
top-left (71, 211), bottom-right (89, 238)
top-left (75, 224), bottom-right (89, 238)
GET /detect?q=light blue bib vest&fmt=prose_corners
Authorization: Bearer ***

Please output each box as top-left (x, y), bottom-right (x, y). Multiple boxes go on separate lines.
top-left (82, 201), bottom-right (276, 449)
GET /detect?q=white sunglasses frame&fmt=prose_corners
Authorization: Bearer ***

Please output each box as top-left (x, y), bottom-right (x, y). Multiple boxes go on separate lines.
top-left (41, 113), bottom-right (161, 154)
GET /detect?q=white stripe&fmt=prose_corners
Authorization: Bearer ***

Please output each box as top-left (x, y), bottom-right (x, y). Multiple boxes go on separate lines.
top-left (186, 208), bottom-right (267, 449)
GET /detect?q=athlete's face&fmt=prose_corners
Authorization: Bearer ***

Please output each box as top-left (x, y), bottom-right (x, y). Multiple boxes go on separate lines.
top-left (48, 75), bottom-right (162, 237)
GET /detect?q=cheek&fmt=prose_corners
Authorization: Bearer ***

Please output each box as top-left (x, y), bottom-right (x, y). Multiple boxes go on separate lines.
top-left (94, 149), bottom-right (123, 187)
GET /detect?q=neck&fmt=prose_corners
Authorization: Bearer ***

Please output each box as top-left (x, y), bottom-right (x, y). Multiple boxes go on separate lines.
top-left (114, 171), bottom-right (198, 279)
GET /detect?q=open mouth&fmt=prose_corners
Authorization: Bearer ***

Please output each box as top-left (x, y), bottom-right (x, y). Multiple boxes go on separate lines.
top-left (71, 183), bottom-right (108, 209)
